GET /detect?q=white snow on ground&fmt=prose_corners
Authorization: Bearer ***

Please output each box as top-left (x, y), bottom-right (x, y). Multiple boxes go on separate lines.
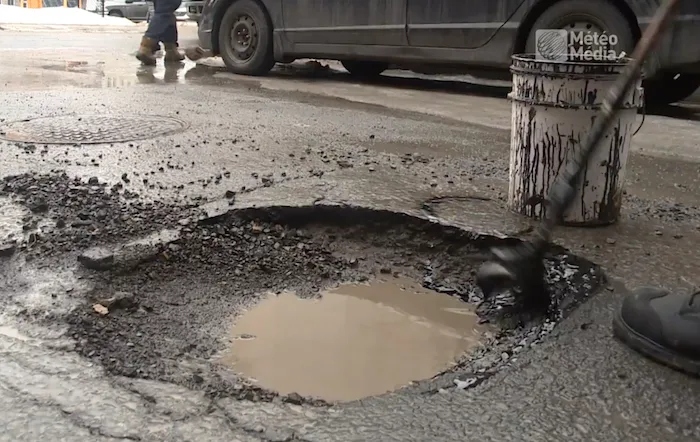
top-left (0, 5), bottom-right (135, 26)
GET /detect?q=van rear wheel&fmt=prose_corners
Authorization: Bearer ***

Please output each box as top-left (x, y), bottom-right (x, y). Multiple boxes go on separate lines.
top-left (525, 0), bottom-right (635, 60)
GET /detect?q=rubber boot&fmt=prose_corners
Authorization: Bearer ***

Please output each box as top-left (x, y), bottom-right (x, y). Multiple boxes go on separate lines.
top-left (164, 43), bottom-right (185, 64)
top-left (136, 36), bottom-right (157, 66)
top-left (613, 287), bottom-right (700, 376)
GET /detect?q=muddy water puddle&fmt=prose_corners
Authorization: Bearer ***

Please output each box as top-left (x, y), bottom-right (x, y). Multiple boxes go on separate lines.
top-left (222, 277), bottom-right (492, 402)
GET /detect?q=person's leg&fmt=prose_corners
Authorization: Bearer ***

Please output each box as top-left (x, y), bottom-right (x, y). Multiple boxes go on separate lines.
top-left (163, 0), bottom-right (184, 63)
top-left (136, 8), bottom-right (168, 65)
top-left (148, 0), bottom-right (160, 54)
top-left (613, 287), bottom-right (700, 376)
top-left (136, 0), bottom-right (179, 65)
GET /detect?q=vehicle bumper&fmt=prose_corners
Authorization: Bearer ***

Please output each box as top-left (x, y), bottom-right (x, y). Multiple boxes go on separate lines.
top-left (181, 1), bottom-right (203, 22)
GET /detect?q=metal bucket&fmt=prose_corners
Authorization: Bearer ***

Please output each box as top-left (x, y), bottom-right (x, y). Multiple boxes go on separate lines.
top-left (508, 54), bottom-right (643, 226)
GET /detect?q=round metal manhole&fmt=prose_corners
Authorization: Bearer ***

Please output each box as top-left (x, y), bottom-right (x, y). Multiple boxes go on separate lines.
top-left (0, 115), bottom-right (188, 145)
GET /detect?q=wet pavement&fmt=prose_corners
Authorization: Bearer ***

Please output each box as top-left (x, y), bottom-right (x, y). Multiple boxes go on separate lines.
top-left (0, 24), bottom-right (699, 441)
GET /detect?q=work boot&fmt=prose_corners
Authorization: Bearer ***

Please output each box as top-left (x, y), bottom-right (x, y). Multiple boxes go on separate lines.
top-left (184, 46), bottom-right (207, 62)
top-left (135, 36), bottom-right (157, 66)
top-left (613, 287), bottom-right (700, 376)
top-left (164, 43), bottom-right (185, 64)
top-left (151, 41), bottom-right (162, 57)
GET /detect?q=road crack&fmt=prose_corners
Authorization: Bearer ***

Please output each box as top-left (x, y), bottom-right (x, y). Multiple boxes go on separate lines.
top-left (60, 408), bottom-right (142, 441)
top-left (0, 381), bottom-right (141, 440)
top-left (208, 400), bottom-right (312, 442)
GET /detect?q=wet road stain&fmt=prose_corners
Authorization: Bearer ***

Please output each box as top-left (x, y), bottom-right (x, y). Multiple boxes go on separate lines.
top-left (32, 59), bottom-right (205, 89)
top-left (39, 60), bottom-right (93, 74)
top-left (222, 277), bottom-right (491, 402)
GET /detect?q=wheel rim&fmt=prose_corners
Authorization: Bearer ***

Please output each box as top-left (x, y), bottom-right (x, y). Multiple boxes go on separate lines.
top-left (534, 15), bottom-right (620, 61)
top-left (557, 16), bottom-right (617, 59)
top-left (229, 15), bottom-right (258, 61)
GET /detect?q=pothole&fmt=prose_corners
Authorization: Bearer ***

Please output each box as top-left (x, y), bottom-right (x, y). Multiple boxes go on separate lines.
top-left (60, 206), bottom-right (604, 404)
top-left (0, 174), bottom-right (606, 405)
top-left (0, 114), bottom-right (188, 144)
top-left (222, 277), bottom-right (492, 402)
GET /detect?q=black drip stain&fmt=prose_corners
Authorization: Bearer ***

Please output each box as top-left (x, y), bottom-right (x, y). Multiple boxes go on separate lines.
top-left (598, 121), bottom-right (627, 222)
top-left (516, 106), bottom-right (537, 215)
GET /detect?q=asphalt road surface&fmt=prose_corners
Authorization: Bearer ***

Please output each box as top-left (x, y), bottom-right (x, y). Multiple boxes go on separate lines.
top-left (0, 23), bottom-right (699, 442)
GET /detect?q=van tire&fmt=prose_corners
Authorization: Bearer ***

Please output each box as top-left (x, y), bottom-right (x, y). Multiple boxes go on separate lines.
top-left (219, 0), bottom-right (275, 76)
top-left (525, 0), bottom-right (635, 58)
top-left (644, 73), bottom-right (700, 107)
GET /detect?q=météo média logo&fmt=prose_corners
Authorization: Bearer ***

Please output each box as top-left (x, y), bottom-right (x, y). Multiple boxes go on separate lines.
top-left (535, 29), bottom-right (620, 62)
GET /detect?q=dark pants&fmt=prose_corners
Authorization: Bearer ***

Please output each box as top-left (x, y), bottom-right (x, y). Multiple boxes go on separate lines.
top-left (145, 0), bottom-right (182, 44)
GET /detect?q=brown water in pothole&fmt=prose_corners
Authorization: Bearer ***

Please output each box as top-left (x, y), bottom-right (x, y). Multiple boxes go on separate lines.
top-left (221, 277), bottom-right (492, 402)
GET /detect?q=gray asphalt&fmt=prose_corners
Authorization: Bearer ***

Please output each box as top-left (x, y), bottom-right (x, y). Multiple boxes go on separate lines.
top-left (0, 25), bottom-right (699, 442)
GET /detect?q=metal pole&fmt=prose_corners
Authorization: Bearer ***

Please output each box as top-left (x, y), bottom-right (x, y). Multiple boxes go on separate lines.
top-left (101, 0), bottom-right (104, 16)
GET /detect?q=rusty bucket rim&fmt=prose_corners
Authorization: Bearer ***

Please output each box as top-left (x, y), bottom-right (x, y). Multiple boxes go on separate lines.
top-left (511, 53), bottom-right (634, 67)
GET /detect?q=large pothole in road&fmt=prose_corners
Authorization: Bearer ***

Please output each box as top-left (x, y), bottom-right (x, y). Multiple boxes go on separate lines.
top-left (63, 206), bottom-right (604, 405)
top-left (0, 173), bottom-right (605, 405)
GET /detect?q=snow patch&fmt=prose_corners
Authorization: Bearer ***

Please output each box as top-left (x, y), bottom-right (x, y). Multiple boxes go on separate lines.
top-left (0, 5), bottom-right (135, 26)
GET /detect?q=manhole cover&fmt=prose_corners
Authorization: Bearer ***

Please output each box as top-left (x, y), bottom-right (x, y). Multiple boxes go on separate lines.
top-left (0, 115), bottom-right (188, 145)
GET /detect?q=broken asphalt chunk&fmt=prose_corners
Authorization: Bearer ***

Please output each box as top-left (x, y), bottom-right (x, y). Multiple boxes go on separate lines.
top-left (98, 291), bottom-right (137, 311)
top-left (78, 246), bottom-right (115, 270)
top-left (78, 228), bottom-right (180, 271)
